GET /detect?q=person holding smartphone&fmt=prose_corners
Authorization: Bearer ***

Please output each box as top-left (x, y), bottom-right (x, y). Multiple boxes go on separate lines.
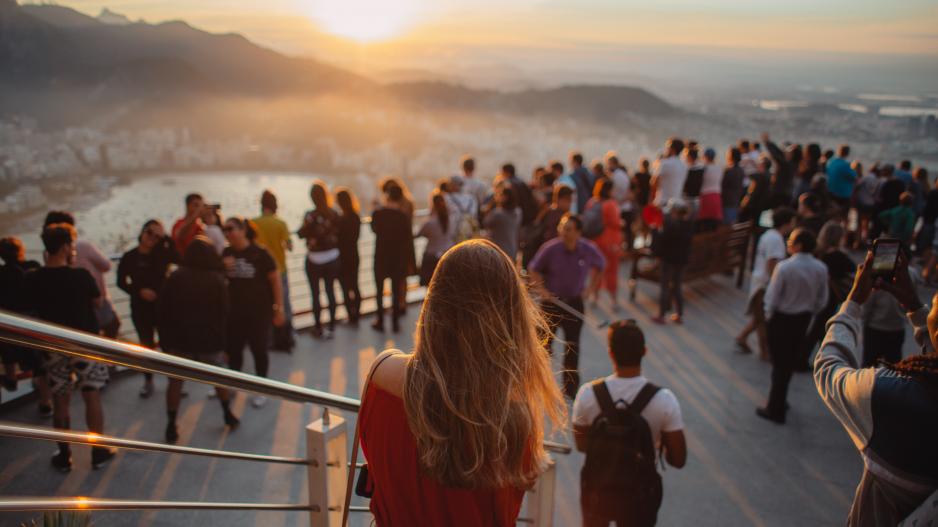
top-left (814, 250), bottom-right (938, 526)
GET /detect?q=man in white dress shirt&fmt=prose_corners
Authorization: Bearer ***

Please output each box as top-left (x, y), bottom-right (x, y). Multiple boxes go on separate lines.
top-left (757, 227), bottom-right (828, 424)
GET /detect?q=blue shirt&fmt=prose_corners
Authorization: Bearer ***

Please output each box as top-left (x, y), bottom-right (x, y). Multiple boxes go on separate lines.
top-left (895, 169), bottom-right (913, 187)
top-left (561, 167), bottom-right (593, 214)
top-left (529, 237), bottom-right (605, 298)
top-left (826, 157), bottom-right (857, 199)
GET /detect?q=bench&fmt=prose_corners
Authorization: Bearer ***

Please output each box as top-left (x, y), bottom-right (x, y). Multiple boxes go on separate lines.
top-left (628, 221), bottom-right (753, 301)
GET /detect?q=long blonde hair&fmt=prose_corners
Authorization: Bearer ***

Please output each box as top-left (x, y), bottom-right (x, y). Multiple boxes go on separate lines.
top-left (404, 239), bottom-right (566, 489)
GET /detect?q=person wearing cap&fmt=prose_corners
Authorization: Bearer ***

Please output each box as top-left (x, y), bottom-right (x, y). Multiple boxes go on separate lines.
top-left (651, 198), bottom-right (694, 324)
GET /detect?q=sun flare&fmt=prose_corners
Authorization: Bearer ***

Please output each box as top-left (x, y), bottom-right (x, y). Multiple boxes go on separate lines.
top-left (307, 0), bottom-right (421, 43)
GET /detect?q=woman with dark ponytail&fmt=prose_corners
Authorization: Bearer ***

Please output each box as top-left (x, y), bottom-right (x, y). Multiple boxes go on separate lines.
top-left (222, 216), bottom-right (285, 409)
top-left (814, 251), bottom-right (938, 526)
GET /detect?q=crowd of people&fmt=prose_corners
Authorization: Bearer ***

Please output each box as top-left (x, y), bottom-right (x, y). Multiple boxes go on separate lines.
top-left (0, 134), bottom-right (935, 526)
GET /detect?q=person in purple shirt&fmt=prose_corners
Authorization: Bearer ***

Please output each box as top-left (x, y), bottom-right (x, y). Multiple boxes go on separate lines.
top-left (529, 213), bottom-right (605, 398)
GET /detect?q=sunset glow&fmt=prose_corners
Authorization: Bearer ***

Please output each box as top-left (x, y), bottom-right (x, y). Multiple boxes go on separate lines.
top-left (305, 0), bottom-right (422, 42)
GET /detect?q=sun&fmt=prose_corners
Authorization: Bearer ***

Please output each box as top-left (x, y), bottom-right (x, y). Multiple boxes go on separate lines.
top-left (307, 0), bottom-right (421, 43)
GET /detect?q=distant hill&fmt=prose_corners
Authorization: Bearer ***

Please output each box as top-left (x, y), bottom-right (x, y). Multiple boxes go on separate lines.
top-left (0, 0), bottom-right (676, 127)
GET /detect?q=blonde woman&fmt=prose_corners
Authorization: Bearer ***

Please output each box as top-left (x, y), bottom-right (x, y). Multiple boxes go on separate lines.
top-left (359, 239), bottom-right (565, 526)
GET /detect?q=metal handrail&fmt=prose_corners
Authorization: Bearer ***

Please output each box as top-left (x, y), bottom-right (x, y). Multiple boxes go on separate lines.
top-left (0, 310), bottom-right (359, 412)
top-left (0, 498), bottom-right (311, 512)
top-left (0, 422), bottom-right (309, 465)
top-left (0, 308), bottom-right (571, 454)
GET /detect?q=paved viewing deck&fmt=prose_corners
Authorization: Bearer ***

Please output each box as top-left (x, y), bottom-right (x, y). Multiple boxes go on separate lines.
top-left (3, 262), bottom-right (917, 527)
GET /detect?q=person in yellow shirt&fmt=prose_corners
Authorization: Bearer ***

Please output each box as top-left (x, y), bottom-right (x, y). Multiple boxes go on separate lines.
top-left (253, 190), bottom-right (295, 350)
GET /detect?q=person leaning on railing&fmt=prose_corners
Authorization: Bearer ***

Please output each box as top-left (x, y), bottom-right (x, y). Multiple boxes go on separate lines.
top-left (814, 251), bottom-right (938, 526)
top-left (357, 239), bottom-right (566, 526)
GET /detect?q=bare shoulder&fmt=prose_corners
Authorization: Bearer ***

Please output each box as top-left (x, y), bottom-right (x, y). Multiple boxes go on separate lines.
top-left (368, 349), bottom-right (409, 398)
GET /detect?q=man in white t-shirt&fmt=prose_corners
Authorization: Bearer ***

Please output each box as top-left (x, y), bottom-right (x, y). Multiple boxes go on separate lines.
top-left (605, 152), bottom-right (635, 250)
top-left (735, 207), bottom-right (797, 359)
top-left (573, 320), bottom-right (686, 525)
top-left (651, 137), bottom-right (688, 209)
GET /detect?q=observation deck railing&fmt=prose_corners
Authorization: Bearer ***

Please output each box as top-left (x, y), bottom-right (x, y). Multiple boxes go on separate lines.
top-left (0, 250), bottom-right (570, 526)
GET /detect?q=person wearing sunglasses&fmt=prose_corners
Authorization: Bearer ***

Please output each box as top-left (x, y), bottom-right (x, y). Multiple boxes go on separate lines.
top-left (221, 217), bottom-right (285, 408)
top-left (117, 220), bottom-right (179, 398)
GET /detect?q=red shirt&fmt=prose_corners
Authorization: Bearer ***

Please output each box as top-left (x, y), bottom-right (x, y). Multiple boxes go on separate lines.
top-left (171, 218), bottom-right (204, 255)
top-left (360, 384), bottom-right (525, 526)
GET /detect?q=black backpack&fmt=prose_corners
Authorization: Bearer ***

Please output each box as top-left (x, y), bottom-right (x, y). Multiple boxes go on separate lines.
top-left (581, 380), bottom-right (663, 526)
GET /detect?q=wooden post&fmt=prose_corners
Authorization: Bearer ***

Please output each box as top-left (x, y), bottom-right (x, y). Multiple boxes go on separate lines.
top-left (306, 410), bottom-right (348, 527)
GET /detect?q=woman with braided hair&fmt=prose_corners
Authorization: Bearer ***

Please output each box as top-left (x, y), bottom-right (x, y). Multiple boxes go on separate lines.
top-left (814, 251), bottom-right (938, 526)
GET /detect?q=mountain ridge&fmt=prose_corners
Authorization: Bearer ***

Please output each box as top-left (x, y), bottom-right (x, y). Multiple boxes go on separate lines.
top-left (1, 1), bottom-right (677, 127)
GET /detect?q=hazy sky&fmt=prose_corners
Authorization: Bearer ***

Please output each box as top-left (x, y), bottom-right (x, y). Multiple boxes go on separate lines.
top-left (44, 0), bottom-right (938, 56)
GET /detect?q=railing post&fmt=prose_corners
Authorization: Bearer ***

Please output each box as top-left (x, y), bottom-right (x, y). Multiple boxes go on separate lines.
top-left (527, 459), bottom-right (556, 527)
top-left (306, 409), bottom-right (348, 527)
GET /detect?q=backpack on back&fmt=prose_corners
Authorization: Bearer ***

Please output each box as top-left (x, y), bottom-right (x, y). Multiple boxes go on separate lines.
top-left (581, 380), bottom-right (663, 526)
top-left (452, 198), bottom-right (480, 243)
top-left (582, 200), bottom-right (605, 239)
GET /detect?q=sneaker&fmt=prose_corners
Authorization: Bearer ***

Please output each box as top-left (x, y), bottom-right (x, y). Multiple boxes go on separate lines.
top-left (251, 395), bottom-right (267, 408)
top-left (139, 382), bottom-right (155, 399)
top-left (38, 403), bottom-right (53, 418)
top-left (207, 390), bottom-right (218, 399)
top-left (50, 450), bottom-right (72, 473)
top-left (91, 447), bottom-right (117, 469)
top-left (165, 423), bottom-right (179, 444)
top-left (670, 314), bottom-right (683, 324)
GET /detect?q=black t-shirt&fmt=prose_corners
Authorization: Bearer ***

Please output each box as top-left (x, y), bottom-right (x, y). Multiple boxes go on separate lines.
top-left (633, 171), bottom-right (651, 206)
top-left (878, 178), bottom-right (906, 210)
top-left (371, 207), bottom-right (413, 278)
top-left (922, 189), bottom-right (938, 224)
top-left (337, 212), bottom-right (361, 263)
top-left (23, 266), bottom-right (100, 333)
top-left (117, 240), bottom-right (178, 304)
top-left (222, 243), bottom-right (276, 316)
top-left (0, 260), bottom-right (40, 312)
top-left (683, 166), bottom-right (704, 198)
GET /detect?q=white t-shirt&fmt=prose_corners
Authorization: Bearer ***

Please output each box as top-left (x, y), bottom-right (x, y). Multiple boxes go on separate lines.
top-left (573, 375), bottom-right (684, 451)
top-left (610, 167), bottom-right (632, 211)
top-left (750, 228), bottom-right (787, 296)
top-left (652, 156), bottom-right (687, 207)
top-left (701, 164), bottom-right (723, 195)
top-left (460, 176), bottom-right (490, 210)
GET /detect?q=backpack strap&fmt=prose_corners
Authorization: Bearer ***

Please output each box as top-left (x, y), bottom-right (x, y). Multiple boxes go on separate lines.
top-left (591, 380), bottom-right (618, 418)
top-left (628, 382), bottom-right (660, 415)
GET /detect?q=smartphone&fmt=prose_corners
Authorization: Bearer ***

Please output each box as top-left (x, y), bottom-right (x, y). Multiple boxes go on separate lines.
top-left (871, 238), bottom-right (901, 279)
top-left (208, 203), bottom-right (222, 210)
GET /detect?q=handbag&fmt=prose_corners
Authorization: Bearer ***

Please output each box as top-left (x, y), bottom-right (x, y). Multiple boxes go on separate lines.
top-left (341, 350), bottom-right (399, 526)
